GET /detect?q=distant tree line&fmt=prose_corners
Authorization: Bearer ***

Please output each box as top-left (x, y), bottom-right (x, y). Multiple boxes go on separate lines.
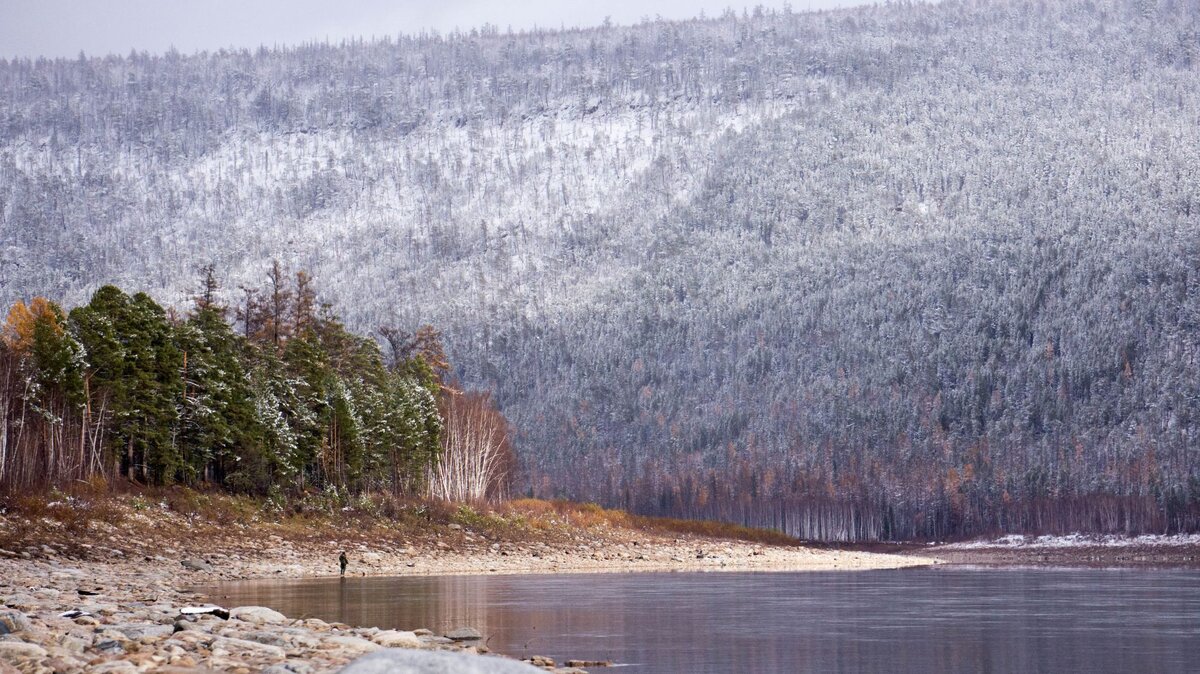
top-left (0, 264), bottom-right (513, 501)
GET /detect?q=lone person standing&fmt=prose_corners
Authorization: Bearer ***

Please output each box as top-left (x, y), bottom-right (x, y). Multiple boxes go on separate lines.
top-left (339, 551), bottom-right (348, 577)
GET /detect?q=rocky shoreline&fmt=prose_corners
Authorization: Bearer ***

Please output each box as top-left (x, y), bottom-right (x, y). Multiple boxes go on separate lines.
top-left (0, 506), bottom-right (934, 673)
top-left (1, 549), bottom-right (553, 674)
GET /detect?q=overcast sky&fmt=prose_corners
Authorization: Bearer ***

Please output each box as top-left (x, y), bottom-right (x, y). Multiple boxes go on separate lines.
top-left (1, 0), bottom-right (868, 60)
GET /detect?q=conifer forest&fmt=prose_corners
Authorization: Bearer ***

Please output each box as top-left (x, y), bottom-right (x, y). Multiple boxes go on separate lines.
top-left (3, 0), bottom-right (1200, 539)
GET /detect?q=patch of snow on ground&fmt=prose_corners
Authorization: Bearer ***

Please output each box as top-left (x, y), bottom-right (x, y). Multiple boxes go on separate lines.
top-left (943, 533), bottom-right (1200, 549)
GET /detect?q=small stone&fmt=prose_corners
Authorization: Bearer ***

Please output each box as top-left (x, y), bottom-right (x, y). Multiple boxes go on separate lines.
top-left (261, 665), bottom-right (312, 674)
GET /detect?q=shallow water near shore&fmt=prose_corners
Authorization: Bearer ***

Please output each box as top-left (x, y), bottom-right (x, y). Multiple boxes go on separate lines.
top-left (208, 568), bottom-right (1200, 673)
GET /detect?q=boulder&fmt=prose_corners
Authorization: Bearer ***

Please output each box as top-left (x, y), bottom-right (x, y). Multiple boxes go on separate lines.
top-left (111, 623), bottom-right (174, 640)
top-left (371, 630), bottom-right (422, 649)
top-left (443, 627), bottom-right (482, 641)
top-left (180, 558), bottom-right (213, 572)
top-left (88, 661), bottom-right (139, 674)
top-left (228, 606), bottom-right (288, 624)
top-left (0, 610), bottom-right (32, 635)
top-left (1, 594), bottom-right (38, 611)
top-left (91, 639), bottom-right (125, 655)
top-left (210, 636), bottom-right (287, 658)
top-left (0, 641), bottom-right (49, 660)
top-left (323, 635), bottom-right (382, 654)
top-left (339, 650), bottom-right (544, 674)
top-left (239, 630), bottom-right (291, 648)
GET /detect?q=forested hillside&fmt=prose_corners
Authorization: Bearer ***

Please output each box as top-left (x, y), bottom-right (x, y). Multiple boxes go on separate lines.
top-left (3, 0), bottom-right (1200, 539)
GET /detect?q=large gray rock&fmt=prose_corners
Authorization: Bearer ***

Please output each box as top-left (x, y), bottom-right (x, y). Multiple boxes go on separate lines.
top-left (110, 623), bottom-right (175, 640)
top-left (180, 558), bottom-right (213, 572)
top-left (0, 609), bottom-right (32, 635)
top-left (371, 630), bottom-right (422, 649)
top-left (0, 641), bottom-right (49, 659)
top-left (211, 635), bottom-right (287, 658)
top-left (339, 650), bottom-right (544, 674)
top-left (443, 627), bottom-right (481, 641)
top-left (322, 635), bottom-right (382, 654)
top-left (2, 593), bottom-right (38, 611)
top-left (88, 661), bottom-right (139, 674)
top-left (228, 606), bottom-right (288, 624)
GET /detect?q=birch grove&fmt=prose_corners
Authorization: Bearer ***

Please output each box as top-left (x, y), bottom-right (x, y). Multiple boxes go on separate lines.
top-left (428, 392), bottom-right (513, 503)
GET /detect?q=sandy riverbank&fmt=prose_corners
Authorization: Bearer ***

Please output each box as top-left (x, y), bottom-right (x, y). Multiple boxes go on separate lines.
top-left (0, 496), bottom-right (937, 673)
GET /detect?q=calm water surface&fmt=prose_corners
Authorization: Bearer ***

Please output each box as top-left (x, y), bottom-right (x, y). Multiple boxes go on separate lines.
top-left (209, 568), bottom-right (1200, 673)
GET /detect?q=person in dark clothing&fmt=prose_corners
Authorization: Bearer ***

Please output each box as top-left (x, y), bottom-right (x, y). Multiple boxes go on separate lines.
top-left (339, 551), bottom-right (348, 577)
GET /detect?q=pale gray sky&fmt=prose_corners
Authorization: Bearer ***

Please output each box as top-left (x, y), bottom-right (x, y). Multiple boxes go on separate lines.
top-left (0, 0), bottom-right (869, 60)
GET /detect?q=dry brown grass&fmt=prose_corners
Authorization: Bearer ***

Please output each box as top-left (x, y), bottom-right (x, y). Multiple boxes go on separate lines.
top-left (498, 498), bottom-right (800, 546)
top-left (0, 488), bottom-right (799, 554)
top-left (626, 513), bottom-right (801, 546)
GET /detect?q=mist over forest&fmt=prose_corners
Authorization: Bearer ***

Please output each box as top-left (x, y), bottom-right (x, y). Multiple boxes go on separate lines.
top-left (3, 0), bottom-right (1200, 539)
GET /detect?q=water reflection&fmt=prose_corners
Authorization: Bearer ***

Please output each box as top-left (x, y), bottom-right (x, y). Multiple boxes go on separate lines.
top-left (209, 569), bottom-right (1200, 673)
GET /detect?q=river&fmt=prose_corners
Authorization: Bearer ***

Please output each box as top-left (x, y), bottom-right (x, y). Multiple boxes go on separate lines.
top-left (209, 568), bottom-right (1200, 673)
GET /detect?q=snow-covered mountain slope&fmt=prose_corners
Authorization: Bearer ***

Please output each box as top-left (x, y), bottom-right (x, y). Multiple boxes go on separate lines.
top-left (4, 0), bottom-right (1200, 538)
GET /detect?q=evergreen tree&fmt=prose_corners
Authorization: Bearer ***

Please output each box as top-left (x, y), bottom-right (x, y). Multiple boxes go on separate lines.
top-left (176, 271), bottom-right (260, 485)
top-left (70, 287), bottom-right (184, 484)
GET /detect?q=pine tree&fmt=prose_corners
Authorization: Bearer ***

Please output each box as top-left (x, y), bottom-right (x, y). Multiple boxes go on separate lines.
top-left (177, 270), bottom-right (260, 485)
top-left (70, 287), bottom-right (184, 484)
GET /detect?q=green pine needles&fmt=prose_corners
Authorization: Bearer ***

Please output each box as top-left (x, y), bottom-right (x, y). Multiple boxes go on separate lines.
top-left (0, 263), bottom-right (443, 496)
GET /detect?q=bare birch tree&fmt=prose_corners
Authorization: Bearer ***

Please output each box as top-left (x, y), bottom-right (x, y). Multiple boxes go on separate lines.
top-left (428, 392), bottom-right (513, 503)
